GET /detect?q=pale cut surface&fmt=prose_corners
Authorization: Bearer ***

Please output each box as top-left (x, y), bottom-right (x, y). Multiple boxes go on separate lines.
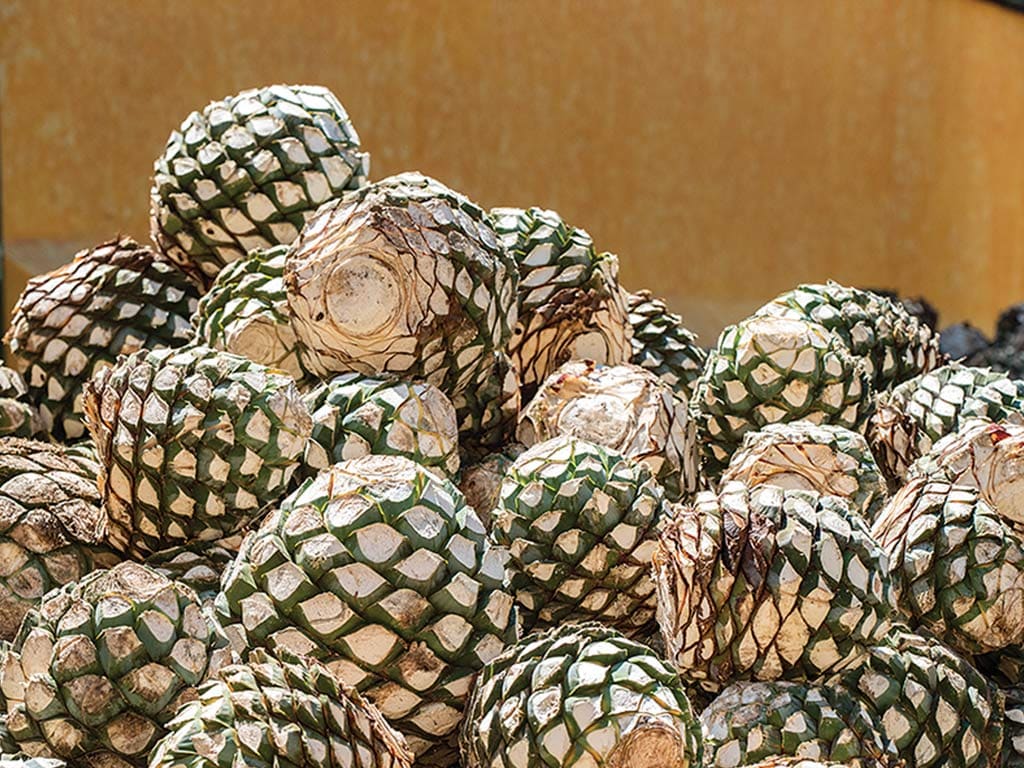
top-left (518, 360), bottom-right (697, 500)
top-left (285, 172), bottom-right (518, 405)
top-left (720, 421), bottom-right (887, 521)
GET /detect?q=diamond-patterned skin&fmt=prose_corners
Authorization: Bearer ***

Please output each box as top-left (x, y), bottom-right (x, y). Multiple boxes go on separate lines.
top-left (625, 289), bottom-right (706, 404)
top-left (4, 237), bottom-right (200, 441)
top-left (720, 422), bottom-right (888, 522)
top-left (517, 360), bottom-right (698, 501)
top-left (871, 477), bottom-right (1024, 655)
top-left (654, 483), bottom-right (898, 693)
top-left (300, 372), bottom-right (459, 482)
top-left (0, 562), bottom-right (234, 768)
top-left (151, 84), bottom-right (369, 286)
top-left (491, 206), bottom-right (631, 401)
top-left (868, 364), bottom-right (1024, 487)
top-left (450, 351), bottom-right (520, 462)
top-left (460, 622), bottom-right (702, 768)
top-left (83, 344), bottom-right (312, 558)
top-left (491, 435), bottom-right (669, 637)
top-left (151, 649), bottom-right (413, 768)
top-left (693, 316), bottom-right (872, 478)
top-left (0, 439), bottom-right (120, 640)
top-left (214, 455), bottom-right (517, 761)
top-left (193, 245), bottom-right (305, 380)
top-left (700, 681), bottom-right (896, 768)
top-left (285, 172), bottom-right (518, 405)
top-left (829, 627), bottom-right (1004, 768)
top-left (755, 282), bottom-right (941, 391)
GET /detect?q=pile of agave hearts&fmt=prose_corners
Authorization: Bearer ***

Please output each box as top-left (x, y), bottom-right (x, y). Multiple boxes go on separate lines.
top-left (0, 82), bottom-right (1019, 768)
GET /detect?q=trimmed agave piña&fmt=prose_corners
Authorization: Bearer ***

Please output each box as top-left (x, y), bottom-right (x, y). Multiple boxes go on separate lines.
top-left (150, 649), bottom-right (413, 768)
top-left (0, 439), bottom-right (120, 640)
top-left (4, 237), bottom-right (199, 440)
top-left (192, 245), bottom-right (305, 380)
top-left (829, 626), bottom-right (1004, 768)
top-left (720, 422), bottom-right (888, 522)
top-left (625, 289), bottom-right (707, 403)
top-left (700, 681), bottom-right (895, 768)
top-left (517, 360), bottom-right (697, 500)
top-left (693, 315), bottom-right (872, 478)
top-left (871, 477), bottom-right (1024, 655)
top-left (285, 172), bottom-right (518, 403)
top-left (490, 435), bottom-right (668, 637)
top-left (456, 443), bottom-right (525, 526)
top-left (0, 562), bottom-right (234, 768)
top-left (83, 344), bottom-right (312, 558)
top-left (300, 372), bottom-right (459, 482)
top-left (755, 281), bottom-right (941, 390)
top-left (151, 84), bottom-right (370, 286)
top-left (215, 455), bottom-right (516, 761)
top-left (869, 363), bottom-right (1024, 486)
top-left (459, 622), bottom-right (702, 768)
top-left (908, 418), bottom-right (1024, 512)
top-left (653, 483), bottom-right (897, 692)
top-left (490, 206), bottom-right (631, 400)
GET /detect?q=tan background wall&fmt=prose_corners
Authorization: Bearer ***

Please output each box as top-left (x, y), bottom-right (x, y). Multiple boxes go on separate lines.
top-left (3, 0), bottom-right (1024, 343)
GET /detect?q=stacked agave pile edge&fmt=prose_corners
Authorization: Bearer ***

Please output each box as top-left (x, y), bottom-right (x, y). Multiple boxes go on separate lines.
top-left (0, 80), bottom-right (1017, 768)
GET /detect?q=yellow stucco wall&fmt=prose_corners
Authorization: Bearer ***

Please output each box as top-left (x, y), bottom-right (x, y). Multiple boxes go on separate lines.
top-left (4, 0), bottom-right (1024, 342)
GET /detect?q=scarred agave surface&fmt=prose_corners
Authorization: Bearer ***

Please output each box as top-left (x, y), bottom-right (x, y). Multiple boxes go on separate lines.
top-left (693, 315), bottom-right (872, 478)
top-left (720, 421), bottom-right (887, 521)
top-left (151, 84), bottom-right (369, 285)
top-left (0, 438), bottom-right (120, 639)
top-left (625, 289), bottom-right (706, 404)
top-left (491, 435), bottom-right (670, 637)
top-left (653, 483), bottom-right (898, 692)
top-left (700, 681), bottom-right (896, 768)
top-left (4, 237), bottom-right (199, 440)
top-left (871, 477), bottom-right (1024, 655)
top-left (83, 344), bottom-right (312, 557)
top-left (490, 206), bottom-right (631, 400)
top-left (214, 455), bottom-right (516, 761)
top-left (829, 627), bottom-right (1004, 768)
top-left (151, 649), bottom-right (413, 768)
top-left (299, 371), bottom-right (459, 481)
top-left (869, 363), bottom-right (1024, 486)
top-left (285, 172), bottom-right (518, 403)
top-left (0, 562), bottom-right (234, 768)
top-left (459, 623), bottom-right (702, 768)
top-left (518, 360), bottom-right (697, 500)
top-left (193, 245), bottom-right (305, 379)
